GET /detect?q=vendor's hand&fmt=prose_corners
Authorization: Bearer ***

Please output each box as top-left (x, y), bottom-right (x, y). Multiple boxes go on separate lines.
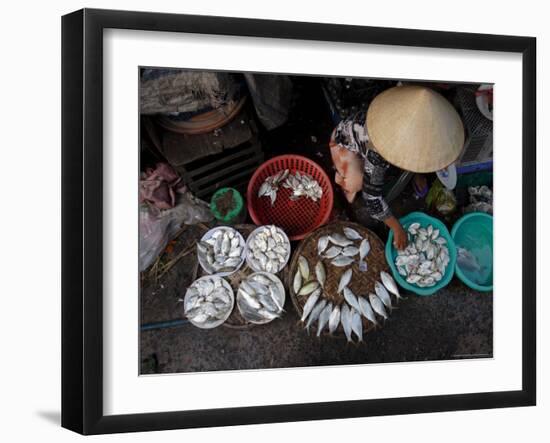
top-left (393, 224), bottom-right (408, 250)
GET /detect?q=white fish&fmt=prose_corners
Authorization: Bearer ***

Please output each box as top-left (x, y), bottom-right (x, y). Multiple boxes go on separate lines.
top-left (293, 270), bottom-right (302, 294)
top-left (338, 268), bottom-right (353, 293)
top-left (374, 281), bottom-right (395, 311)
top-left (317, 303), bottom-right (333, 337)
top-left (315, 261), bottom-right (326, 288)
top-left (343, 227), bottom-right (362, 240)
top-left (300, 290), bottom-right (320, 322)
top-left (343, 287), bottom-right (361, 312)
top-left (359, 238), bottom-right (371, 261)
top-left (380, 271), bottom-right (406, 301)
top-left (305, 299), bottom-right (327, 332)
top-left (358, 295), bottom-right (379, 326)
top-left (408, 222), bottom-right (420, 234)
top-left (329, 233), bottom-right (353, 247)
top-left (342, 246), bottom-right (360, 256)
top-left (331, 255), bottom-right (354, 267)
top-left (317, 236), bottom-right (330, 255)
top-left (328, 305), bottom-right (341, 334)
top-left (369, 293), bottom-right (388, 320)
top-left (341, 304), bottom-right (353, 342)
top-left (298, 280), bottom-right (320, 296)
top-left (298, 255), bottom-right (310, 280)
top-left (351, 309), bottom-right (363, 342)
top-left (324, 246), bottom-right (342, 259)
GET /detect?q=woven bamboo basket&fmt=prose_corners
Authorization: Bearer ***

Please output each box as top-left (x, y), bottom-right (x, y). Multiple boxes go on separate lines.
top-left (287, 221), bottom-right (390, 339)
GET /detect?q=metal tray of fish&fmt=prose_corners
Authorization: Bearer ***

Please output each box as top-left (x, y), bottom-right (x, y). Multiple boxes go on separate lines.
top-left (183, 275), bottom-right (235, 329)
top-left (288, 222), bottom-right (399, 343)
top-left (197, 226), bottom-right (246, 276)
top-left (236, 272), bottom-right (286, 325)
top-left (245, 225), bottom-right (291, 273)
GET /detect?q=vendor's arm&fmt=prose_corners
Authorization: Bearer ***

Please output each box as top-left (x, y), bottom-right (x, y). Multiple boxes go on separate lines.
top-left (362, 150), bottom-right (408, 250)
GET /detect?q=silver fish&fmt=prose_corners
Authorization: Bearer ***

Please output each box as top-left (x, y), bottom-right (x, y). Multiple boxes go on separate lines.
top-left (329, 233), bottom-right (353, 247)
top-left (315, 261), bottom-right (326, 288)
top-left (324, 246), bottom-right (342, 259)
top-left (298, 255), bottom-right (310, 280)
top-left (342, 246), bottom-right (360, 256)
top-left (316, 303), bottom-right (333, 337)
top-left (369, 293), bottom-right (388, 320)
top-left (408, 222), bottom-right (420, 234)
top-left (293, 270), bottom-right (302, 294)
top-left (338, 268), bottom-right (353, 293)
top-left (317, 235), bottom-right (330, 255)
top-left (359, 238), bottom-right (371, 261)
top-left (380, 271), bottom-right (406, 300)
top-left (343, 287), bottom-right (361, 312)
top-left (305, 299), bottom-right (327, 332)
top-left (343, 227), bottom-right (362, 240)
top-left (300, 290), bottom-right (321, 322)
top-left (328, 305), bottom-right (341, 334)
top-left (331, 255), bottom-right (354, 267)
top-left (358, 295), bottom-right (379, 326)
top-left (298, 280), bottom-right (320, 296)
top-left (341, 304), bottom-right (353, 342)
top-left (375, 281), bottom-right (395, 311)
top-left (351, 309), bottom-right (363, 342)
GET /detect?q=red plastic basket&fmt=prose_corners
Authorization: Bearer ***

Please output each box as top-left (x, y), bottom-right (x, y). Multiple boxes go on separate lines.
top-left (247, 155), bottom-right (334, 240)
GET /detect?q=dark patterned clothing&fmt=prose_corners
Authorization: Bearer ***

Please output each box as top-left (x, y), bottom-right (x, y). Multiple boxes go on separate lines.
top-left (332, 111), bottom-right (392, 221)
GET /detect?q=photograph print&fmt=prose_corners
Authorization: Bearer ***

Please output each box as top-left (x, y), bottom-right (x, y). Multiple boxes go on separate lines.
top-left (138, 68), bottom-right (493, 375)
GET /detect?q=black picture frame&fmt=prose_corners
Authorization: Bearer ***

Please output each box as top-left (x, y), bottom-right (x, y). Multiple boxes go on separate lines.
top-left (62, 8), bottom-right (537, 435)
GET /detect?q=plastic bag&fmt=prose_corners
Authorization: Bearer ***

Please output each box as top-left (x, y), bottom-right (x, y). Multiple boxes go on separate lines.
top-left (139, 188), bottom-right (213, 271)
top-left (426, 180), bottom-right (457, 215)
top-left (457, 247), bottom-right (482, 273)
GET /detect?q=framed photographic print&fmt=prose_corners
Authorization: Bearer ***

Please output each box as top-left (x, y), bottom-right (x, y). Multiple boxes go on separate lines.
top-left (61, 8), bottom-right (536, 435)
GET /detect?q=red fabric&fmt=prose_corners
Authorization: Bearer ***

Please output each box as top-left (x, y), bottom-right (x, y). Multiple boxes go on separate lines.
top-left (140, 163), bottom-right (183, 209)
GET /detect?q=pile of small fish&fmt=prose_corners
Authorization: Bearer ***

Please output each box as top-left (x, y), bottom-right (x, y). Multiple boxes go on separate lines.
top-left (395, 223), bottom-right (450, 288)
top-left (295, 253), bottom-right (404, 342)
top-left (184, 276), bottom-right (234, 328)
top-left (258, 169), bottom-right (323, 205)
top-left (197, 227), bottom-right (244, 275)
top-left (317, 227), bottom-right (371, 271)
top-left (237, 273), bottom-right (285, 324)
top-left (246, 225), bottom-right (290, 273)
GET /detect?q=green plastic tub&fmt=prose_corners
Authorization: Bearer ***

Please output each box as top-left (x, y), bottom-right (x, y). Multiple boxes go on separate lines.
top-left (451, 212), bottom-right (493, 292)
top-left (210, 188), bottom-right (245, 224)
top-left (385, 212), bottom-right (457, 296)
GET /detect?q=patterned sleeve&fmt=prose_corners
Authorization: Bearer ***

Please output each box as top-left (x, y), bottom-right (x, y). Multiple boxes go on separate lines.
top-left (331, 112), bottom-right (392, 221)
top-left (361, 150), bottom-right (393, 221)
top-left (331, 112), bottom-right (367, 155)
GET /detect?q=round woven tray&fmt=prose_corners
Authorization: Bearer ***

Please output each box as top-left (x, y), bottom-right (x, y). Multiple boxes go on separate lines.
top-left (193, 224), bottom-right (288, 330)
top-left (287, 221), bottom-right (390, 338)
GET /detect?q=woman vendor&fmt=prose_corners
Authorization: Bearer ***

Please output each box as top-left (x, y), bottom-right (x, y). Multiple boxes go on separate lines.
top-left (329, 85), bottom-right (464, 250)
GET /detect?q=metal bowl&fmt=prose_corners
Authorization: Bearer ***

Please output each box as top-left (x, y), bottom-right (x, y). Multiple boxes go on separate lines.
top-left (236, 272), bottom-right (286, 325)
top-left (245, 225), bottom-right (291, 273)
top-left (197, 226), bottom-right (246, 277)
top-left (184, 275), bottom-right (234, 329)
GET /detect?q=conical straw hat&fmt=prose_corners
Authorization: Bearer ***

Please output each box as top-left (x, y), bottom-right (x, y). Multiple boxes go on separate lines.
top-left (366, 86), bottom-right (465, 173)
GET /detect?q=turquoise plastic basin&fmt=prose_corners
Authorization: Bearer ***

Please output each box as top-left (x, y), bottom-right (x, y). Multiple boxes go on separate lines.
top-left (385, 212), bottom-right (457, 296)
top-left (451, 212), bottom-right (493, 292)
